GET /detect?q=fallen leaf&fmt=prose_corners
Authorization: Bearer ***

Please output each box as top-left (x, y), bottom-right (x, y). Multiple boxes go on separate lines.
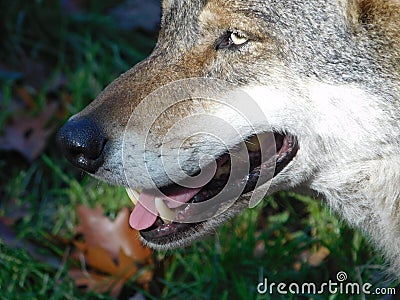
top-left (0, 102), bottom-right (57, 162)
top-left (75, 206), bottom-right (151, 261)
top-left (308, 246), bottom-right (330, 267)
top-left (295, 245), bottom-right (330, 270)
top-left (70, 248), bottom-right (146, 297)
top-left (69, 206), bottom-right (153, 297)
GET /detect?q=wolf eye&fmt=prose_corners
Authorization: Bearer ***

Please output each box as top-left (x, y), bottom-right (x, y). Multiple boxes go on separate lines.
top-left (216, 30), bottom-right (249, 50)
top-left (230, 32), bottom-right (248, 45)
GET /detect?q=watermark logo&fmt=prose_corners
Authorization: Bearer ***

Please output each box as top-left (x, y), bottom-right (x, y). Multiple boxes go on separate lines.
top-left (336, 271), bottom-right (347, 282)
top-left (257, 271), bottom-right (396, 296)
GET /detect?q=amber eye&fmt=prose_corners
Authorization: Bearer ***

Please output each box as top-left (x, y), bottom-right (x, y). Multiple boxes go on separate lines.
top-left (230, 31), bottom-right (248, 46)
top-left (216, 30), bottom-right (249, 50)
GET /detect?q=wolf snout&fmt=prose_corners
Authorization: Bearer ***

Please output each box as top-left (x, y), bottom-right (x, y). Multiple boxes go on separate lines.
top-left (56, 118), bottom-right (106, 174)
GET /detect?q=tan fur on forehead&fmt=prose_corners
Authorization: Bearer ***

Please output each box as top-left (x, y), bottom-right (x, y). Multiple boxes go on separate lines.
top-left (199, 0), bottom-right (231, 27)
top-left (199, 0), bottom-right (265, 34)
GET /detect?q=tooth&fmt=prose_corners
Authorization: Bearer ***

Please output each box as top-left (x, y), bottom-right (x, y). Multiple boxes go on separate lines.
top-left (126, 188), bottom-right (140, 205)
top-left (155, 197), bottom-right (177, 223)
top-left (246, 136), bottom-right (261, 152)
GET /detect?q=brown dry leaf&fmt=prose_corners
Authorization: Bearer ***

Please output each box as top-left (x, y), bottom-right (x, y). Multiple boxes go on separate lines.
top-left (70, 248), bottom-right (147, 297)
top-left (70, 206), bottom-right (153, 297)
top-left (0, 102), bottom-right (57, 162)
top-left (75, 206), bottom-right (151, 261)
top-left (308, 246), bottom-right (330, 267)
top-left (295, 245), bottom-right (330, 270)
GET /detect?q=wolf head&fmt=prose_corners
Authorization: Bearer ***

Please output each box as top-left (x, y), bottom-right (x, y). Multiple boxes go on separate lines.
top-left (57, 0), bottom-right (400, 271)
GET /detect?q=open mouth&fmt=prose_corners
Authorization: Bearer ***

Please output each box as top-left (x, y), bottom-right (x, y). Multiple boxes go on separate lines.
top-left (126, 132), bottom-right (298, 245)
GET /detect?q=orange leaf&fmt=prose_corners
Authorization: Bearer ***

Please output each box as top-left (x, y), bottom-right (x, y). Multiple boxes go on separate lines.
top-left (76, 206), bottom-right (152, 261)
top-left (295, 245), bottom-right (331, 270)
top-left (0, 102), bottom-right (56, 162)
top-left (308, 246), bottom-right (330, 267)
top-left (69, 206), bottom-right (153, 297)
top-left (85, 246), bottom-right (119, 274)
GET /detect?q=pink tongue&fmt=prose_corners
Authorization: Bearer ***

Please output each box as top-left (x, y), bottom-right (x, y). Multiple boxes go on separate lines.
top-left (129, 187), bottom-right (201, 231)
top-left (164, 186), bottom-right (202, 208)
top-left (129, 193), bottom-right (158, 231)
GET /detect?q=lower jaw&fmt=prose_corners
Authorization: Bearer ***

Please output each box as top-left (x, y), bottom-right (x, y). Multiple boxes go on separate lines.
top-left (140, 196), bottom-right (251, 249)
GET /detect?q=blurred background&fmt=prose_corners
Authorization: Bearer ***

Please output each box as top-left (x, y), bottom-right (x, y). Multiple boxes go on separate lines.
top-left (0, 1), bottom-right (397, 299)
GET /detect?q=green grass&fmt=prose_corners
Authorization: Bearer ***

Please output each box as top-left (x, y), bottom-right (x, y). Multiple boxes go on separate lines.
top-left (0, 243), bottom-right (113, 300)
top-left (0, 1), bottom-right (398, 299)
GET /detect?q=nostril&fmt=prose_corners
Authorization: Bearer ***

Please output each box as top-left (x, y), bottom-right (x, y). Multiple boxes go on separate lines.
top-left (56, 118), bottom-right (106, 173)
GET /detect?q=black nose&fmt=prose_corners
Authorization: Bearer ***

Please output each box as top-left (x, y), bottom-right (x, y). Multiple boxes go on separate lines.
top-left (56, 118), bottom-right (106, 174)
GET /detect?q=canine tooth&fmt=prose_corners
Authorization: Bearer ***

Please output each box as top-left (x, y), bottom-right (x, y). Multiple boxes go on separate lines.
top-left (126, 188), bottom-right (140, 205)
top-left (246, 136), bottom-right (261, 152)
top-left (155, 197), bottom-right (177, 223)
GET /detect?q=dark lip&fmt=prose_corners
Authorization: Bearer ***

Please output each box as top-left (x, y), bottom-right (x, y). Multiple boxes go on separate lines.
top-left (140, 133), bottom-right (299, 244)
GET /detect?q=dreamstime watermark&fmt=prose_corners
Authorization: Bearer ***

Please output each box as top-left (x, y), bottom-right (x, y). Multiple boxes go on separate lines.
top-left (257, 271), bottom-right (396, 296)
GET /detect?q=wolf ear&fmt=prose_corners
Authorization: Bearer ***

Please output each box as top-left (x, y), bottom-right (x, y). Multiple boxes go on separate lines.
top-left (346, 0), bottom-right (400, 30)
top-left (346, 0), bottom-right (400, 49)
